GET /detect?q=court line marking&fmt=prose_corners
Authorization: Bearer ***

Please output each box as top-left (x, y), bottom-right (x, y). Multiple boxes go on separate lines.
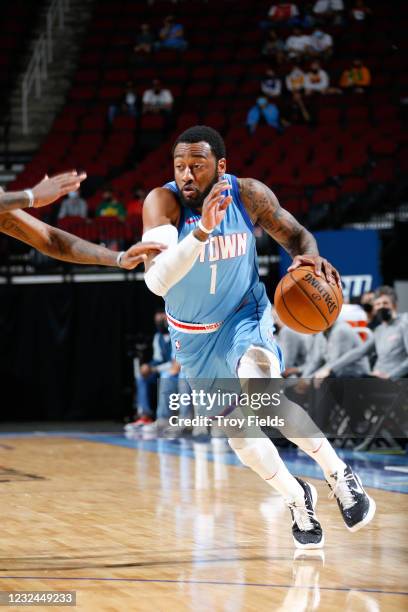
top-left (0, 576), bottom-right (406, 596)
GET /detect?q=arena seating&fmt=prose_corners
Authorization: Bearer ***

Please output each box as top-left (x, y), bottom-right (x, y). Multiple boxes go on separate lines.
top-left (8, 0), bottom-right (408, 244)
top-left (0, 1), bottom-right (45, 122)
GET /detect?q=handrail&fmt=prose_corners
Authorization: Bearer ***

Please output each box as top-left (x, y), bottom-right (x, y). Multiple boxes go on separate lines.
top-left (21, 0), bottom-right (71, 134)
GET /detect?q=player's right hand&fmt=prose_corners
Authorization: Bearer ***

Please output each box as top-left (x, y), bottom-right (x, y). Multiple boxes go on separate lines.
top-left (200, 179), bottom-right (233, 231)
top-left (32, 171), bottom-right (87, 207)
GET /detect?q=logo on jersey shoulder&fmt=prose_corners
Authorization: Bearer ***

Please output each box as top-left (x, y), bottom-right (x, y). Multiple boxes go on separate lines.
top-left (198, 232), bottom-right (248, 263)
top-left (175, 340), bottom-right (181, 351)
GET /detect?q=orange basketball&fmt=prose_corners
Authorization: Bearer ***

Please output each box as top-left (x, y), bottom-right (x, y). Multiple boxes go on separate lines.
top-left (274, 265), bottom-right (343, 334)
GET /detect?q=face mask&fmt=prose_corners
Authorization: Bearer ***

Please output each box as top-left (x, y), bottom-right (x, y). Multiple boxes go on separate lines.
top-left (376, 307), bottom-right (393, 322)
top-left (68, 192), bottom-right (77, 198)
top-left (362, 303), bottom-right (373, 314)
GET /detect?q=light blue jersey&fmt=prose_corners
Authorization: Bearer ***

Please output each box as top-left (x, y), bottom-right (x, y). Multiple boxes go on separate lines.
top-left (162, 173), bottom-right (284, 380)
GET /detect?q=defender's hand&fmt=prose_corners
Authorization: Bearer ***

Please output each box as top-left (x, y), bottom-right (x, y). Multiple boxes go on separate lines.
top-left (288, 254), bottom-right (341, 287)
top-left (32, 171), bottom-right (87, 207)
top-left (200, 179), bottom-right (233, 232)
top-left (119, 242), bottom-right (166, 269)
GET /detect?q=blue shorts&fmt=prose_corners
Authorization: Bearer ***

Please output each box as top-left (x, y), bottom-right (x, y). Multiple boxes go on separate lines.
top-left (168, 283), bottom-right (284, 381)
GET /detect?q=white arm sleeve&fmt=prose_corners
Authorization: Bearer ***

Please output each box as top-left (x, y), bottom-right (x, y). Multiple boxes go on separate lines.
top-left (142, 224), bottom-right (205, 297)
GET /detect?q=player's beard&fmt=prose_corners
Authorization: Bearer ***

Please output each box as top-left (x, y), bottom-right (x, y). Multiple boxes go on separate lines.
top-left (178, 171), bottom-right (219, 210)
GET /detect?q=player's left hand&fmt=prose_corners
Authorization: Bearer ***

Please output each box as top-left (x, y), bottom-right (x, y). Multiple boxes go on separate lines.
top-left (32, 171), bottom-right (87, 207)
top-left (119, 242), bottom-right (167, 269)
top-left (288, 254), bottom-right (342, 287)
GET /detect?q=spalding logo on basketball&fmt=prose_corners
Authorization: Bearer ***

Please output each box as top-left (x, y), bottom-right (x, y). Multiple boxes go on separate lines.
top-left (274, 265), bottom-right (343, 334)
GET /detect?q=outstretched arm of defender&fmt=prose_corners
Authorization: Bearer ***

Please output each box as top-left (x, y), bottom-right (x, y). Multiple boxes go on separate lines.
top-left (0, 210), bottom-right (164, 268)
top-left (142, 181), bottom-right (232, 296)
top-left (0, 172), bottom-right (87, 213)
top-left (238, 178), bottom-right (341, 286)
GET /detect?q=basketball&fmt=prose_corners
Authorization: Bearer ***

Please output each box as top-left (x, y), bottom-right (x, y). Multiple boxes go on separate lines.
top-left (274, 265), bottom-right (343, 334)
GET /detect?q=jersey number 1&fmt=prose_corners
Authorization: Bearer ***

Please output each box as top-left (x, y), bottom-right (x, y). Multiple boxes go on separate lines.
top-left (209, 264), bottom-right (217, 294)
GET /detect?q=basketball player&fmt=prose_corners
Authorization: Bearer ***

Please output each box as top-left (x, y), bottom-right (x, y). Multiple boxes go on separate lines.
top-left (141, 126), bottom-right (375, 549)
top-left (0, 171), bottom-right (164, 268)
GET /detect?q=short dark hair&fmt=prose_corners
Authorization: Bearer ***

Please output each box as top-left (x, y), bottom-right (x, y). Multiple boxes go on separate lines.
top-left (172, 125), bottom-right (226, 161)
top-left (374, 285), bottom-right (398, 305)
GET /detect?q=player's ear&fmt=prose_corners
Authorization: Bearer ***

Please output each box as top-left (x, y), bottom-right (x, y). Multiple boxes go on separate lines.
top-left (217, 158), bottom-right (226, 176)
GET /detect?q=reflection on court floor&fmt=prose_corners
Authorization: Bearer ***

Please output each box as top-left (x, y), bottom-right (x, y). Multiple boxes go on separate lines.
top-left (0, 433), bottom-right (406, 611)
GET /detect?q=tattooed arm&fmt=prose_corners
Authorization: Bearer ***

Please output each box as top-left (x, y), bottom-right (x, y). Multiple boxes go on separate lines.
top-left (238, 177), bottom-right (341, 284)
top-left (0, 210), bottom-right (164, 269)
top-left (0, 172), bottom-right (86, 213)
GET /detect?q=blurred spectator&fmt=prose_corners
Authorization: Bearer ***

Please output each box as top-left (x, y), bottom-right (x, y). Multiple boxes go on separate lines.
top-left (261, 68), bottom-right (282, 98)
top-left (133, 23), bottom-right (155, 55)
top-left (298, 1), bottom-right (317, 27)
top-left (156, 15), bottom-right (188, 51)
top-left (273, 308), bottom-right (309, 377)
top-left (281, 91), bottom-right (311, 124)
top-left (58, 190), bottom-right (88, 219)
top-left (360, 291), bottom-right (379, 330)
top-left (142, 79), bottom-right (174, 114)
top-left (285, 27), bottom-right (312, 60)
top-left (305, 61), bottom-right (330, 94)
top-left (267, 1), bottom-right (300, 26)
top-left (309, 28), bottom-right (333, 59)
top-left (96, 188), bottom-right (126, 221)
top-left (303, 321), bottom-right (370, 377)
top-left (351, 0), bottom-right (372, 21)
top-left (247, 97), bottom-right (280, 134)
top-left (108, 81), bottom-right (138, 124)
top-left (313, 0), bottom-right (344, 24)
top-left (340, 59), bottom-right (371, 92)
top-left (285, 65), bottom-right (306, 93)
top-left (262, 30), bottom-right (286, 62)
top-left (126, 187), bottom-right (145, 217)
top-left (131, 311), bottom-right (173, 427)
top-left (314, 286), bottom-right (408, 379)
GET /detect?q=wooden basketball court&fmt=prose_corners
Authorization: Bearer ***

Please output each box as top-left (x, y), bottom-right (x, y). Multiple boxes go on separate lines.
top-left (0, 434), bottom-right (407, 611)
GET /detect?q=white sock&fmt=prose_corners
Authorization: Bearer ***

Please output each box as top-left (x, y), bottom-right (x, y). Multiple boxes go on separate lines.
top-left (228, 437), bottom-right (304, 502)
top-left (291, 438), bottom-right (347, 479)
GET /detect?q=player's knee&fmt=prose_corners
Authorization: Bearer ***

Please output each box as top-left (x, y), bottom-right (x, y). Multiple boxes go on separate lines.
top-left (228, 437), bottom-right (278, 478)
top-left (238, 345), bottom-right (281, 378)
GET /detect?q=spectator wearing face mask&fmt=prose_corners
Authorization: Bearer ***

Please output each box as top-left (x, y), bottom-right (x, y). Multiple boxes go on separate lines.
top-left (351, 0), bottom-right (372, 22)
top-left (309, 28), bottom-right (333, 59)
top-left (340, 59), bottom-right (371, 93)
top-left (305, 61), bottom-right (330, 94)
top-left (246, 96), bottom-right (281, 133)
top-left (142, 79), bottom-right (174, 114)
top-left (261, 68), bottom-right (283, 98)
top-left (360, 291), bottom-right (379, 330)
top-left (314, 286), bottom-right (408, 380)
top-left (58, 190), bottom-right (88, 219)
top-left (108, 82), bottom-right (138, 124)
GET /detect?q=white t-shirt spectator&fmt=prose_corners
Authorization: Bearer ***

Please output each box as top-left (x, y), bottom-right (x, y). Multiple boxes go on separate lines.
top-left (58, 194), bottom-right (88, 219)
top-left (286, 33), bottom-right (312, 55)
top-left (309, 30), bottom-right (333, 53)
top-left (305, 68), bottom-right (329, 92)
top-left (313, 0), bottom-right (344, 13)
top-left (142, 88), bottom-right (174, 110)
top-left (285, 67), bottom-right (306, 92)
top-left (268, 3), bottom-right (299, 21)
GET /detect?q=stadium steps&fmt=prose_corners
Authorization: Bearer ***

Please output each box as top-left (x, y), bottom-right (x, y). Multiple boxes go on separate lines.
top-left (7, 0), bottom-right (96, 153)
